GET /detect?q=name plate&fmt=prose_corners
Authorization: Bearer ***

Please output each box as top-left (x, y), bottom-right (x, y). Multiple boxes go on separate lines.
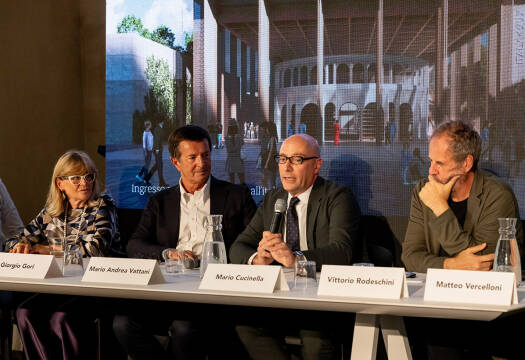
top-left (318, 265), bottom-right (408, 299)
top-left (424, 269), bottom-right (517, 306)
top-left (199, 264), bottom-right (290, 293)
top-left (0, 253), bottom-right (62, 279)
top-left (82, 257), bottom-right (165, 285)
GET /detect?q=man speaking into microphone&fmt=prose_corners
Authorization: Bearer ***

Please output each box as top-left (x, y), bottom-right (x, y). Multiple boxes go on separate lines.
top-left (230, 133), bottom-right (360, 268)
top-left (229, 133), bottom-right (360, 360)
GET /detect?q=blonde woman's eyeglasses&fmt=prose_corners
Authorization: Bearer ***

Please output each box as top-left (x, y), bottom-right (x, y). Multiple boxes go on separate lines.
top-left (59, 173), bottom-right (95, 186)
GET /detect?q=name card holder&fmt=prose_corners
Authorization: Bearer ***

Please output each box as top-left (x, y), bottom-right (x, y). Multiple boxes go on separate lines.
top-left (318, 265), bottom-right (408, 299)
top-left (199, 264), bottom-right (290, 293)
top-left (0, 253), bottom-right (62, 279)
top-left (82, 257), bottom-right (165, 285)
top-left (424, 268), bottom-right (517, 306)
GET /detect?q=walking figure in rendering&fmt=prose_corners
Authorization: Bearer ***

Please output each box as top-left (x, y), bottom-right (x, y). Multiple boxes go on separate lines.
top-left (145, 119), bottom-right (168, 187)
top-left (136, 120), bottom-right (153, 183)
top-left (334, 119), bottom-right (340, 145)
top-left (262, 122), bottom-right (278, 189)
top-left (225, 121), bottom-right (246, 185)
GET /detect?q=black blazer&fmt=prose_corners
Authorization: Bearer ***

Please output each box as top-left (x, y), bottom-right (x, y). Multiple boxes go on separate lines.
top-left (229, 177), bottom-right (361, 270)
top-left (127, 177), bottom-right (257, 260)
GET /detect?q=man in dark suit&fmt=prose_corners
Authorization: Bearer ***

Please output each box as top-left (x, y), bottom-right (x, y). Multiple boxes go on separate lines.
top-left (230, 133), bottom-right (361, 360)
top-left (114, 125), bottom-right (256, 360)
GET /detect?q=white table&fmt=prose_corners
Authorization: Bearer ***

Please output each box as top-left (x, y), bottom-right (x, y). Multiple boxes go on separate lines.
top-left (0, 270), bottom-right (524, 360)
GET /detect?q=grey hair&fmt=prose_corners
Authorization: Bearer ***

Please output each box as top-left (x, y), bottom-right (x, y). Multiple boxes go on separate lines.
top-left (431, 121), bottom-right (481, 171)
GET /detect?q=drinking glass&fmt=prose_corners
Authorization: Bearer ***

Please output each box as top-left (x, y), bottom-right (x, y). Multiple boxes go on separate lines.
top-left (48, 238), bottom-right (64, 273)
top-left (353, 262), bottom-right (375, 267)
top-left (294, 260), bottom-right (317, 290)
top-left (63, 241), bottom-right (84, 276)
top-left (162, 248), bottom-right (188, 273)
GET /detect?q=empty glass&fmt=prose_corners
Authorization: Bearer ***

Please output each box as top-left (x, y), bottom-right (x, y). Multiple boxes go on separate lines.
top-left (200, 215), bottom-right (227, 279)
top-left (294, 260), bottom-right (317, 290)
top-left (162, 248), bottom-right (199, 273)
top-left (49, 237), bottom-right (84, 276)
top-left (63, 241), bottom-right (84, 276)
top-left (162, 249), bottom-right (184, 274)
top-left (165, 258), bottom-right (183, 274)
top-left (48, 238), bottom-right (64, 272)
top-left (494, 218), bottom-right (522, 283)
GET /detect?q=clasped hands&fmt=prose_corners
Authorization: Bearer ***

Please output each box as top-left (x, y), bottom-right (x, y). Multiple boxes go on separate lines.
top-left (167, 249), bottom-right (198, 260)
top-left (252, 231), bottom-right (296, 267)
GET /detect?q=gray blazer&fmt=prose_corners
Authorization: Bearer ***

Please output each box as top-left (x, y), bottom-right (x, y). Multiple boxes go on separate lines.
top-left (229, 177), bottom-right (361, 270)
top-left (402, 170), bottom-right (524, 273)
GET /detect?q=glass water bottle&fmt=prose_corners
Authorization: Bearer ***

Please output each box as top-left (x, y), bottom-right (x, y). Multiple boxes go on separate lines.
top-left (200, 215), bottom-right (227, 279)
top-left (494, 217), bottom-right (521, 283)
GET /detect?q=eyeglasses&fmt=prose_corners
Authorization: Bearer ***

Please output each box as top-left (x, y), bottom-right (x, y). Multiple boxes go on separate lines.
top-left (59, 173), bottom-right (95, 186)
top-left (274, 155), bottom-right (319, 165)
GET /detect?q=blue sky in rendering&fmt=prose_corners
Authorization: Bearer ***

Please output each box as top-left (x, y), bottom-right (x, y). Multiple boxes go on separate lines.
top-left (106, 0), bottom-right (193, 47)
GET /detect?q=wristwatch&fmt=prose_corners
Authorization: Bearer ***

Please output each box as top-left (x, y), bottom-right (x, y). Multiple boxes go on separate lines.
top-left (293, 251), bottom-right (306, 262)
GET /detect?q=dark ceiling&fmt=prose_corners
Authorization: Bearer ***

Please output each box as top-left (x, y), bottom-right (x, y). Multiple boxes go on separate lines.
top-left (210, 0), bottom-right (500, 63)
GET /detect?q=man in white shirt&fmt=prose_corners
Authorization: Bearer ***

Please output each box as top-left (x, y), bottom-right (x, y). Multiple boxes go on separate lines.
top-left (230, 134), bottom-right (361, 360)
top-left (114, 125), bottom-right (257, 360)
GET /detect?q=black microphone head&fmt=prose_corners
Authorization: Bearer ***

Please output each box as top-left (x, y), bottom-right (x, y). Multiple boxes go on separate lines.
top-left (274, 198), bottom-right (286, 213)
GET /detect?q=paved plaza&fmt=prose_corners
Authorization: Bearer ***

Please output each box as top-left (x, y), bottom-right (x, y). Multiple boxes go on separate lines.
top-left (106, 141), bottom-right (423, 215)
top-left (106, 140), bottom-right (525, 218)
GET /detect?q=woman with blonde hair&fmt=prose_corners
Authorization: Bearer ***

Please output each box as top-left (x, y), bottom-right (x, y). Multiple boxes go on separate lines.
top-left (7, 150), bottom-right (119, 359)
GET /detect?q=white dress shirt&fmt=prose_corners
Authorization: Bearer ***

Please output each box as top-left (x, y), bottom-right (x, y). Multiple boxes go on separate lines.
top-left (176, 177), bottom-right (211, 256)
top-left (248, 184), bottom-right (314, 264)
top-left (142, 130), bottom-right (153, 151)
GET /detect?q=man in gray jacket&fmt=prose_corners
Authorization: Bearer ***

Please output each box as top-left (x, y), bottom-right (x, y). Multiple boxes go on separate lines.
top-left (402, 120), bottom-right (523, 273)
top-left (402, 120), bottom-right (524, 360)
top-left (0, 178), bottom-right (23, 250)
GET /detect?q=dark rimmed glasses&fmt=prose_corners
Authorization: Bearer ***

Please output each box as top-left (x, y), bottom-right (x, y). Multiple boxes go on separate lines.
top-left (274, 155), bottom-right (319, 165)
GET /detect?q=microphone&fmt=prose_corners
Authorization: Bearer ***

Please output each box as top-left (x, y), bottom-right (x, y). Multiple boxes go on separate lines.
top-left (269, 198), bottom-right (286, 234)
